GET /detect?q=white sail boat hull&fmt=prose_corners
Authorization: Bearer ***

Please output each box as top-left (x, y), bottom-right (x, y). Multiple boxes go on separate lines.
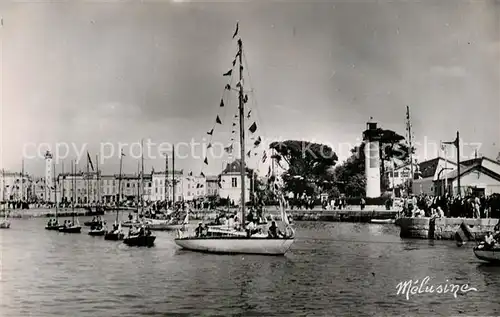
top-left (174, 237), bottom-right (294, 255)
top-left (0, 220), bottom-right (10, 229)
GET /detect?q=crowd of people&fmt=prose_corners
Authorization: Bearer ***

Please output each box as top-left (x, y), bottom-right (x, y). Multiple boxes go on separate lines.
top-left (401, 193), bottom-right (500, 219)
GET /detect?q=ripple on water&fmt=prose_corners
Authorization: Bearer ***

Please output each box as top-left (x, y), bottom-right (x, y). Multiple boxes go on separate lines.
top-left (2, 219), bottom-right (500, 316)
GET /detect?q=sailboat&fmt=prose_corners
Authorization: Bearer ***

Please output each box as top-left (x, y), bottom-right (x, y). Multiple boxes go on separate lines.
top-left (123, 140), bottom-right (156, 247)
top-left (174, 24), bottom-right (295, 255)
top-left (46, 162), bottom-right (62, 230)
top-left (59, 160), bottom-right (82, 233)
top-left (105, 150), bottom-right (125, 241)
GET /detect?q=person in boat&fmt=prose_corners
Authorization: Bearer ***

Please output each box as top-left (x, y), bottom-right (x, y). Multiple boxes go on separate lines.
top-left (195, 223), bottom-right (204, 237)
top-left (484, 231), bottom-right (496, 248)
top-left (268, 221), bottom-right (282, 238)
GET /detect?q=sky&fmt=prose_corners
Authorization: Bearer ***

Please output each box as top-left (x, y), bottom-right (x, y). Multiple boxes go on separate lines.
top-left (1, 0), bottom-right (499, 177)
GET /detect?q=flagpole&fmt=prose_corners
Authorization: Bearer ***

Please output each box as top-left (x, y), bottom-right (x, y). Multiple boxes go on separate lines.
top-left (164, 153), bottom-right (168, 203)
top-left (21, 158), bottom-right (24, 202)
top-left (456, 131), bottom-right (461, 197)
top-left (172, 146), bottom-right (175, 207)
top-left (443, 141), bottom-right (448, 196)
top-left (62, 161), bottom-right (65, 205)
top-left (96, 154), bottom-right (100, 206)
top-left (86, 154), bottom-right (90, 206)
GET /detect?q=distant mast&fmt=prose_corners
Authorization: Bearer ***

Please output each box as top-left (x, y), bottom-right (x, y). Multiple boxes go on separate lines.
top-left (406, 106), bottom-right (414, 183)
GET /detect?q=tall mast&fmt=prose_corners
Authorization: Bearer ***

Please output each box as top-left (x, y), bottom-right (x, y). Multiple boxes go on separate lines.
top-left (117, 151), bottom-right (123, 222)
top-left (62, 161), bottom-right (65, 204)
top-left (96, 155), bottom-right (99, 206)
top-left (71, 160), bottom-right (75, 221)
top-left (53, 162), bottom-right (58, 218)
top-left (21, 158), bottom-right (24, 201)
top-left (456, 131), bottom-right (461, 197)
top-left (86, 155), bottom-right (90, 206)
top-left (172, 147), bottom-right (175, 206)
top-left (2, 169), bottom-right (5, 211)
top-left (237, 38), bottom-right (246, 228)
top-left (164, 153), bottom-right (168, 203)
top-left (141, 139), bottom-right (144, 212)
top-left (406, 106), bottom-right (414, 185)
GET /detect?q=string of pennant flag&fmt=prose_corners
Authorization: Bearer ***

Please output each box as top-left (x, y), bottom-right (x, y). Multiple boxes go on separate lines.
top-left (193, 22), bottom-right (270, 186)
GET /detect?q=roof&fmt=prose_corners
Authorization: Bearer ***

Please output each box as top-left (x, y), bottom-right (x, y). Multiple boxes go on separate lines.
top-left (221, 159), bottom-right (253, 175)
top-left (461, 156), bottom-right (500, 167)
top-left (415, 156), bottom-right (458, 179)
top-left (442, 163), bottom-right (500, 182)
top-left (206, 175), bottom-right (218, 181)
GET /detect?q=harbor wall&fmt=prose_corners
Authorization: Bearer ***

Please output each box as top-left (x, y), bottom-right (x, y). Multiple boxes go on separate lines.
top-left (399, 217), bottom-right (499, 240)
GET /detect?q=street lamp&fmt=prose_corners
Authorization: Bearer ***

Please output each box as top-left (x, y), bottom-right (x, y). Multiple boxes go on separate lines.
top-left (437, 167), bottom-right (453, 196)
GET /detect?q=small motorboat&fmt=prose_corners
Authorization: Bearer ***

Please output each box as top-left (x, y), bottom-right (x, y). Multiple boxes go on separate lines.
top-left (58, 220), bottom-right (82, 233)
top-left (45, 219), bottom-right (62, 230)
top-left (123, 226), bottom-right (156, 247)
top-left (370, 218), bottom-right (395, 224)
top-left (104, 223), bottom-right (125, 241)
top-left (473, 243), bottom-right (500, 263)
top-left (88, 226), bottom-right (106, 236)
top-left (123, 234), bottom-right (156, 247)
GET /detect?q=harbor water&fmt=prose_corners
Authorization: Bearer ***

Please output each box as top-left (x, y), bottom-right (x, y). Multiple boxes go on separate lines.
top-left (1, 215), bottom-right (499, 316)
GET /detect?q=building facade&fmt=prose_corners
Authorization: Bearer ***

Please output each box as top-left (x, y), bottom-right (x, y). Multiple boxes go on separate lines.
top-left (0, 171), bottom-right (31, 202)
top-left (412, 157), bottom-right (457, 196)
top-left (219, 160), bottom-right (251, 205)
top-left (205, 175), bottom-right (219, 197)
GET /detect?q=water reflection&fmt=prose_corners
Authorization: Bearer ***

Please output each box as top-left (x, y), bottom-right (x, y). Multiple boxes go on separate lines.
top-left (1, 217), bottom-right (500, 316)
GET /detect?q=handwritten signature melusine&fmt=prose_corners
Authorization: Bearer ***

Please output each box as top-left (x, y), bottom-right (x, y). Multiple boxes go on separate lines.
top-left (396, 276), bottom-right (478, 300)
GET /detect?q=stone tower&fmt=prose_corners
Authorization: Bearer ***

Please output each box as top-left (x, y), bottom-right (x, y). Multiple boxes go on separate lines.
top-left (363, 118), bottom-right (381, 198)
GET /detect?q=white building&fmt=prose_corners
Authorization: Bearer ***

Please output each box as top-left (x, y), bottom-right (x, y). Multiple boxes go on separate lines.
top-left (437, 157), bottom-right (500, 197)
top-left (219, 159), bottom-right (251, 205)
top-left (151, 170), bottom-right (183, 202)
top-left (182, 175), bottom-right (206, 201)
top-left (0, 171), bottom-right (31, 202)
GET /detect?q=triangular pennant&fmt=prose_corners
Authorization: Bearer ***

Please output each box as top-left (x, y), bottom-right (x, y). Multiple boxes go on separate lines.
top-left (254, 136), bottom-right (262, 147)
top-left (207, 143), bottom-right (212, 149)
top-left (200, 172), bottom-right (205, 177)
top-left (247, 110), bottom-right (252, 118)
top-left (220, 99), bottom-right (224, 107)
top-left (247, 150), bottom-right (251, 157)
top-left (262, 151), bottom-right (267, 163)
top-left (232, 122), bottom-right (236, 126)
top-left (223, 69), bottom-right (232, 76)
top-left (232, 59), bottom-right (236, 67)
top-left (207, 129), bottom-right (214, 135)
top-left (204, 157), bottom-right (208, 165)
top-left (232, 130), bottom-right (235, 134)
top-left (225, 84), bottom-right (231, 90)
top-left (249, 122), bottom-right (257, 133)
top-left (243, 95), bottom-right (248, 103)
top-left (240, 65), bottom-right (244, 72)
top-left (216, 115), bottom-right (222, 124)
top-left (189, 171), bottom-right (193, 176)
top-left (232, 22), bottom-right (239, 39)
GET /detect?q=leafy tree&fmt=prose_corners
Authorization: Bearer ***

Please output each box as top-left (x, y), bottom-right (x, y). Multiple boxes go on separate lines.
top-left (269, 140), bottom-right (338, 198)
top-left (333, 145), bottom-right (366, 197)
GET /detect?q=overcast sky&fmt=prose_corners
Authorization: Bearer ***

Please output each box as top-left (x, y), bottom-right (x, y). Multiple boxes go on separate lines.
top-left (1, 0), bottom-right (499, 177)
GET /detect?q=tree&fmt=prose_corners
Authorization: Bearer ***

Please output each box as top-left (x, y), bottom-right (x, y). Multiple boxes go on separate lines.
top-left (333, 145), bottom-right (366, 196)
top-left (269, 140), bottom-right (338, 198)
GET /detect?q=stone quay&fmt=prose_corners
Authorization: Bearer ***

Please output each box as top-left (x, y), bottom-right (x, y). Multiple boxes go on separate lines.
top-left (398, 217), bottom-right (499, 240)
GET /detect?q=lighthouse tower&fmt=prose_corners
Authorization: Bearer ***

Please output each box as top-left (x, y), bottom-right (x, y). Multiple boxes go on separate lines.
top-left (363, 118), bottom-right (381, 198)
top-left (44, 151), bottom-right (53, 202)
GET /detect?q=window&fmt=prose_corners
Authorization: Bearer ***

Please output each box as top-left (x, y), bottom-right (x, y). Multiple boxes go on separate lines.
top-left (232, 177), bottom-right (237, 188)
top-left (394, 172), bottom-right (399, 177)
top-left (401, 172), bottom-right (409, 178)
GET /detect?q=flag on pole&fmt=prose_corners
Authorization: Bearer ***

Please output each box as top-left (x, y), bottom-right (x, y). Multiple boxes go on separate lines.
top-left (87, 152), bottom-right (94, 171)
